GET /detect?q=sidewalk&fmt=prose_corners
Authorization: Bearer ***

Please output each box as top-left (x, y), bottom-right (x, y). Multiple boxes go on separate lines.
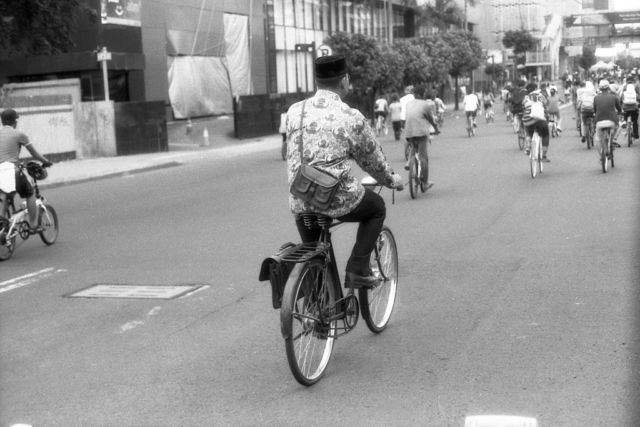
top-left (41, 116), bottom-right (282, 189)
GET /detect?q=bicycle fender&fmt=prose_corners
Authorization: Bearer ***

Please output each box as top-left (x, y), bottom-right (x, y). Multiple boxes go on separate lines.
top-left (279, 263), bottom-right (306, 340)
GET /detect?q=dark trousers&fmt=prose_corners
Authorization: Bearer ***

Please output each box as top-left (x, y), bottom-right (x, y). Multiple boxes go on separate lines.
top-left (525, 120), bottom-right (550, 148)
top-left (623, 109), bottom-right (639, 139)
top-left (295, 189), bottom-right (386, 275)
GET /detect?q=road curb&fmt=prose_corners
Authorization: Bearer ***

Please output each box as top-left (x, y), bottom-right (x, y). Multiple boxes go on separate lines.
top-left (40, 161), bottom-right (183, 190)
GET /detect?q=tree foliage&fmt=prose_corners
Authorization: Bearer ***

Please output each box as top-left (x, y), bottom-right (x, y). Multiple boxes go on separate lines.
top-left (439, 30), bottom-right (482, 78)
top-left (415, 0), bottom-right (463, 32)
top-left (0, 0), bottom-right (96, 57)
top-left (577, 46), bottom-right (597, 71)
top-left (502, 29), bottom-right (536, 54)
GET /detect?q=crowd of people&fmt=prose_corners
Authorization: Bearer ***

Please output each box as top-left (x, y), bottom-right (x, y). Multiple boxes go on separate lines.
top-left (501, 71), bottom-right (640, 164)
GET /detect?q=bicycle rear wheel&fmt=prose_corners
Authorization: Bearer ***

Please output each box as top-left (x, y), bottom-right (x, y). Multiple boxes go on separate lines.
top-left (419, 155), bottom-right (429, 193)
top-left (601, 131), bottom-right (609, 173)
top-left (586, 121), bottom-right (593, 149)
top-left (360, 226), bottom-right (398, 333)
top-left (517, 122), bottom-right (525, 151)
top-left (0, 218), bottom-right (15, 261)
top-left (281, 260), bottom-right (336, 386)
top-left (408, 155), bottom-right (418, 199)
top-left (530, 133), bottom-right (540, 178)
top-left (628, 118), bottom-right (633, 147)
top-left (38, 204), bottom-right (58, 245)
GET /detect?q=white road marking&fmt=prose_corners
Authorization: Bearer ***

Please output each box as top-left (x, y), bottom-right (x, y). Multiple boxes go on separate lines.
top-left (0, 268), bottom-right (63, 295)
top-left (119, 306), bottom-right (163, 333)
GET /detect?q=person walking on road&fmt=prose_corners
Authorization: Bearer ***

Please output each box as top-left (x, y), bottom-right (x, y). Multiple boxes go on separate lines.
top-left (284, 55), bottom-right (403, 289)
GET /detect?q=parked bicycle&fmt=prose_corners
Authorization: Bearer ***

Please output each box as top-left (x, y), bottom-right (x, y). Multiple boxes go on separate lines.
top-left (260, 178), bottom-right (399, 386)
top-left (0, 161), bottom-right (58, 261)
top-left (529, 130), bottom-right (544, 179)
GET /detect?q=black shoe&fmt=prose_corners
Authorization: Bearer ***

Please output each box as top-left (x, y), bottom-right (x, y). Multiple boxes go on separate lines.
top-left (581, 136), bottom-right (586, 143)
top-left (612, 142), bottom-right (621, 148)
top-left (344, 271), bottom-right (379, 289)
top-left (542, 156), bottom-right (550, 163)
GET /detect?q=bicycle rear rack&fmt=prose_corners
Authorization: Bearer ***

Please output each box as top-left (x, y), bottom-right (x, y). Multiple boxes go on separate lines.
top-left (280, 241), bottom-right (330, 263)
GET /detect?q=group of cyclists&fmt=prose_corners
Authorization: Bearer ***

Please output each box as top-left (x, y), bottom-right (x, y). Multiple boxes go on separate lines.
top-left (501, 71), bottom-right (640, 165)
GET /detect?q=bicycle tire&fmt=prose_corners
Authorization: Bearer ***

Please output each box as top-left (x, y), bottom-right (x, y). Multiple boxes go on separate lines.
top-left (518, 127), bottom-right (525, 151)
top-left (408, 155), bottom-right (418, 199)
top-left (0, 218), bottom-right (15, 261)
top-left (628, 118), bottom-right (633, 147)
top-left (38, 204), bottom-right (58, 245)
top-left (359, 226), bottom-right (398, 333)
top-left (610, 133), bottom-right (615, 168)
top-left (530, 133), bottom-right (540, 178)
top-left (281, 260), bottom-right (336, 386)
top-left (419, 155), bottom-right (428, 193)
top-left (586, 121), bottom-right (593, 150)
top-left (281, 141), bottom-right (287, 161)
top-left (601, 130), bottom-right (609, 173)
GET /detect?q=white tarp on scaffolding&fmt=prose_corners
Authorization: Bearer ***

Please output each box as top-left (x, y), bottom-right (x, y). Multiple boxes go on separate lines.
top-left (168, 56), bottom-right (232, 118)
top-left (166, 5), bottom-right (251, 118)
top-left (224, 13), bottom-right (252, 97)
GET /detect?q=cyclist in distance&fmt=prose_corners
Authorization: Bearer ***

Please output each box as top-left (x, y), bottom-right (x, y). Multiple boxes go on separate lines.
top-left (547, 85), bottom-right (563, 133)
top-left (373, 94), bottom-right (389, 132)
top-left (522, 83), bottom-right (551, 161)
top-left (577, 80), bottom-right (596, 143)
top-left (284, 55), bottom-right (403, 289)
top-left (462, 89), bottom-right (480, 127)
top-left (388, 93), bottom-right (403, 141)
top-left (593, 79), bottom-right (623, 158)
top-left (620, 76), bottom-right (639, 143)
top-left (0, 108), bottom-right (53, 231)
top-left (509, 80), bottom-right (528, 129)
top-left (399, 85), bottom-right (415, 157)
top-left (404, 86), bottom-right (440, 186)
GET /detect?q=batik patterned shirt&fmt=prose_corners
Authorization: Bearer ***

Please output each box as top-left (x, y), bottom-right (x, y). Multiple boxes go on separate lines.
top-left (285, 89), bottom-right (396, 218)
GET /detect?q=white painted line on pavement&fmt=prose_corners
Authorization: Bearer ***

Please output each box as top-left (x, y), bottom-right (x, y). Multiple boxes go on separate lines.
top-left (0, 268), bottom-right (63, 295)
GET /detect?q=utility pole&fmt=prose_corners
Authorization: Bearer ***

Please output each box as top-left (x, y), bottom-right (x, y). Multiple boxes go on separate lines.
top-left (96, 46), bottom-right (111, 102)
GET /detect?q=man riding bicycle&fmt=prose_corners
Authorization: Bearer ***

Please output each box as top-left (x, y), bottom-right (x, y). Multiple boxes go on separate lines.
top-left (404, 86), bottom-right (440, 188)
top-left (373, 95), bottom-right (389, 134)
top-left (0, 108), bottom-right (52, 231)
top-left (593, 80), bottom-right (622, 160)
top-left (522, 83), bottom-right (551, 161)
top-left (577, 81), bottom-right (596, 143)
top-left (462, 90), bottom-right (480, 128)
top-left (620, 76), bottom-right (639, 144)
top-left (509, 80), bottom-right (528, 131)
top-left (284, 55), bottom-right (403, 289)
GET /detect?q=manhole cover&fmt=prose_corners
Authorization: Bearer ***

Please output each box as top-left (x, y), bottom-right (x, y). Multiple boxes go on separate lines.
top-left (66, 284), bottom-right (206, 299)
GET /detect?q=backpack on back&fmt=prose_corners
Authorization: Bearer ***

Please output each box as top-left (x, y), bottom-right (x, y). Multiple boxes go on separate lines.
top-left (523, 93), bottom-right (546, 124)
top-left (581, 92), bottom-right (595, 112)
top-left (622, 84), bottom-right (638, 105)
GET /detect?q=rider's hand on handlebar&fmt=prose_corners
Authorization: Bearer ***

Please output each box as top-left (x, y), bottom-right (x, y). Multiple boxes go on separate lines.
top-left (391, 173), bottom-right (404, 191)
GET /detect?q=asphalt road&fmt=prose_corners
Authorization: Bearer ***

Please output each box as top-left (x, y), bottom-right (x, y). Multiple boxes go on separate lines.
top-left (1, 107), bottom-right (639, 427)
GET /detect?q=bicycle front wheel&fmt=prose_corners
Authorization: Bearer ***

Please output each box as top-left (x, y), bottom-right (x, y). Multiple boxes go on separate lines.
top-left (0, 218), bottom-right (15, 261)
top-left (281, 260), bottom-right (336, 386)
top-left (38, 204), bottom-right (58, 245)
top-left (419, 155), bottom-right (429, 193)
top-left (408, 156), bottom-right (418, 199)
top-left (360, 226), bottom-right (398, 333)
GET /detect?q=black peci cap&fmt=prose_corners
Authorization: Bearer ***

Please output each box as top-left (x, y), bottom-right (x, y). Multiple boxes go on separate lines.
top-left (1, 108), bottom-right (19, 124)
top-left (315, 55), bottom-right (347, 81)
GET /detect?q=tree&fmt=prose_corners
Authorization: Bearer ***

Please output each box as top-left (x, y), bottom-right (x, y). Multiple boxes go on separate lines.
top-left (440, 30), bottom-right (483, 110)
top-left (416, 0), bottom-right (463, 33)
top-left (577, 46), bottom-right (597, 72)
top-left (502, 29), bottom-right (536, 55)
top-left (0, 0), bottom-right (96, 57)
